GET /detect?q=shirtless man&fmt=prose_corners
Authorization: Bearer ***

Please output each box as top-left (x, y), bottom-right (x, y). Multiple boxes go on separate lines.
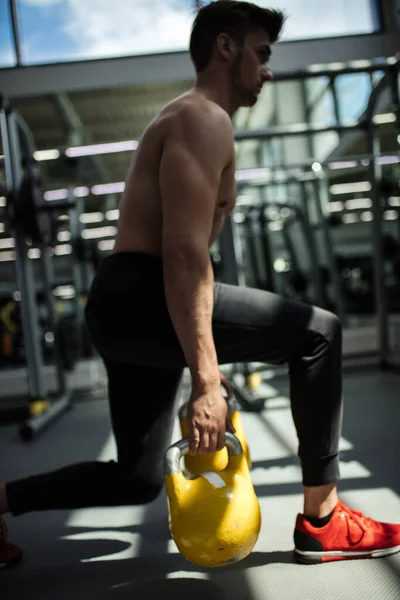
top-left (1, 0), bottom-right (399, 568)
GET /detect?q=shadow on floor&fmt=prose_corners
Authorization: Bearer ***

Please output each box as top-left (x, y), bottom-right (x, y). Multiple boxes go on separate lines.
top-left (264, 370), bottom-right (400, 497)
top-left (1, 549), bottom-right (294, 600)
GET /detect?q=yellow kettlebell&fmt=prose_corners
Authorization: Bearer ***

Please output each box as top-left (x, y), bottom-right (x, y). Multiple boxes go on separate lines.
top-left (164, 432), bottom-right (261, 568)
top-left (179, 398), bottom-right (251, 477)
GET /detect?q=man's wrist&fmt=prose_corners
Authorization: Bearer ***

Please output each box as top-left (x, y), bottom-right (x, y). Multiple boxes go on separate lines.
top-left (191, 372), bottom-right (221, 391)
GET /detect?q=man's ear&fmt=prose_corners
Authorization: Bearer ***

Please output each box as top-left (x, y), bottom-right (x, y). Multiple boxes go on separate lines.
top-left (215, 33), bottom-right (236, 61)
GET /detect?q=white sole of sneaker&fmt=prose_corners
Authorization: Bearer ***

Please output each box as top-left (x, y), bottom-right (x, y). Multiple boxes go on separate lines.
top-left (294, 544), bottom-right (400, 564)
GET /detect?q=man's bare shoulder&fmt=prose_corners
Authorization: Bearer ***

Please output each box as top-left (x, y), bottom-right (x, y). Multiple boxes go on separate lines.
top-left (159, 92), bottom-right (233, 141)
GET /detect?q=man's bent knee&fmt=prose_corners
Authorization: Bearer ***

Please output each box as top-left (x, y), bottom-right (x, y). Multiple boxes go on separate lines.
top-left (310, 306), bottom-right (342, 344)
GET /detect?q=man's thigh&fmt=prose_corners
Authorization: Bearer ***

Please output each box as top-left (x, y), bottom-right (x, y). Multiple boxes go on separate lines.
top-left (212, 282), bottom-right (319, 365)
top-left (104, 357), bottom-right (183, 483)
top-left (88, 273), bottom-right (321, 368)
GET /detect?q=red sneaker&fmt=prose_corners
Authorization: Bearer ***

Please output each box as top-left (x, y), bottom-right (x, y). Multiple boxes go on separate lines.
top-left (294, 501), bottom-right (400, 564)
top-left (0, 518), bottom-right (23, 568)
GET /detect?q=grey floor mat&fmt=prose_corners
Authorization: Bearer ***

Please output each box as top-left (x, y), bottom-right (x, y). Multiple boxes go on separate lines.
top-left (1, 369), bottom-right (399, 599)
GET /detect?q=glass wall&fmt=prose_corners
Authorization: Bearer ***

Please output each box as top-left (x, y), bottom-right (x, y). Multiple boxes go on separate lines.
top-left (309, 85), bottom-right (339, 160)
top-left (1, 0), bottom-right (382, 68)
top-left (16, 0), bottom-right (195, 66)
top-left (309, 87), bottom-right (337, 127)
top-left (261, 0), bottom-right (381, 41)
top-left (0, 0), bottom-right (17, 68)
top-left (336, 73), bottom-right (372, 122)
top-left (305, 72), bottom-right (376, 158)
top-left (306, 76), bottom-right (330, 106)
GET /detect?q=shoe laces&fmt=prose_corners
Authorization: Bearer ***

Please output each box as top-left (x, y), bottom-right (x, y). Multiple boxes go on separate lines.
top-left (339, 503), bottom-right (372, 532)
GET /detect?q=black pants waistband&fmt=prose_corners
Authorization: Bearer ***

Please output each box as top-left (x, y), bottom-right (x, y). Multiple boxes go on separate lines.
top-left (100, 252), bottom-right (163, 272)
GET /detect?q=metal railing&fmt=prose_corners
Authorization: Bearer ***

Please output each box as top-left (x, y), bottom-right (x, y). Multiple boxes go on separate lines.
top-left (220, 55), bottom-right (399, 371)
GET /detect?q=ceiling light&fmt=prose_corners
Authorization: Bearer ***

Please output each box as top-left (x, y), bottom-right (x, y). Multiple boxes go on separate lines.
top-left (383, 210), bottom-right (398, 220)
top-left (98, 240), bottom-right (115, 251)
top-left (328, 161), bottom-right (358, 170)
top-left (274, 258), bottom-right (289, 273)
top-left (74, 187), bottom-right (90, 197)
top-left (361, 211), bottom-right (373, 221)
top-left (27, 248), bottom-right (41, 259)
top-left (0, 251), bottom-right (15, 262)
top-left (330, 182), bottom-right (371, 195)
top-left (236, 167), bottom-right (271, 181)
top-left (44, 189), bottom-right (69, 201)
top-left (373, 113), bottom-right (396, 125)
top-left (345, 198), bottom-right (372, 210)
top-left (66, 140), bottom-right (139, 158)
top-left (342, 214), bottom-right (359, 224)
top-left (328, 201), bottom-right (344, 212)
top-left (54, 285), bottom-right (75, 298)
top-left (348, 60), bottom-right (372, 68)
top-left (376, 155), bottom-right (400, 165)
top-left (91, 182), bottom-right (125, 195)
top-left (105, 209), bottom-right (120, 221)
top-left (57, 231), bottom-right (72, 242)
top-left (80, 212), bottom-right (104, 224)
top-left (54, 244), bottom-right (73, 255)
top-left (0, 237), bottom-right (15, 249)
top-left (33, 149), bottom-right (60, 161)
top-left (81, 226), bottom-right (117, 240)
top-left (233, 212), bottom-right (246, 224)
top-left (269, 221), bottom-right (283, 231)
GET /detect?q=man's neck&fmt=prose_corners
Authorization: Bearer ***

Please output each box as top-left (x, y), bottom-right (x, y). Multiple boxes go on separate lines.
top-left (193, 73), bottom-right (239, 119)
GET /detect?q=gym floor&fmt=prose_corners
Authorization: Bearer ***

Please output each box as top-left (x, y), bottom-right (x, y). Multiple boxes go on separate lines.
top-left (1, 365), bottom-right (400, 600)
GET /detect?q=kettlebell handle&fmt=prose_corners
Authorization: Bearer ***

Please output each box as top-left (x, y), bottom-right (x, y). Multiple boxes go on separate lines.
top-left (164, 432), bottom-right (243, 475)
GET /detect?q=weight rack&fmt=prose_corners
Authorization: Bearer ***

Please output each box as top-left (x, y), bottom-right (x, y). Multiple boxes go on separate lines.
top-left (0, 94), bottom-right (73, 440)
top-left (218, 55), bottom-right (400, 411)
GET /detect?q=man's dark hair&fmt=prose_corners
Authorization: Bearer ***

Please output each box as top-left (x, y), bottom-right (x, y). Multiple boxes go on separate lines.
top-left (190, 1), bottom-right (285, 73)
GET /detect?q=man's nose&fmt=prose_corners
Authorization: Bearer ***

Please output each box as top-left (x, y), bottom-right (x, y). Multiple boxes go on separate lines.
top-left (262, 67), bottom-right (273, 82)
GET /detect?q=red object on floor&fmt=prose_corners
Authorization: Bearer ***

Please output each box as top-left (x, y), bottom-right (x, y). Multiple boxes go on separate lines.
top-left (0, 518), bottom-right (23, 568)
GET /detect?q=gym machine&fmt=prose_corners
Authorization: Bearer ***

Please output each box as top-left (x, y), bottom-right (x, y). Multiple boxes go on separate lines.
top-left (51, 191), bottom-right (98, 372)
top-left (365, 62), bottom-right (400, 368)
top-left (217, 55), bottom-right (400, 409)
top-left (0, 94), bottom-right (74, 440)
top-left (218, 216), bottom-right (267, 412)
top-left (234, 193), bottom-right (324, 306)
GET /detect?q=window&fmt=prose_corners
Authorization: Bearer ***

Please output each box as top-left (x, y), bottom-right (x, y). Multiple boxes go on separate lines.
top-left (259, 0), bottom-right (380, 41)
top-left (309, 88), bottom-right (339, 160)
top-left (335, 73), bottom-right (372, 122)
top-left (16, 0), bottom-right (195, 66)
top-left (306, 76), bottom-right (330, 108)
top-left (309, 88), bottom-right (337, 127)
top-left (0, 0), bottom-right (17, 68)
top-left (13, 0), bottom-right (382, 67)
